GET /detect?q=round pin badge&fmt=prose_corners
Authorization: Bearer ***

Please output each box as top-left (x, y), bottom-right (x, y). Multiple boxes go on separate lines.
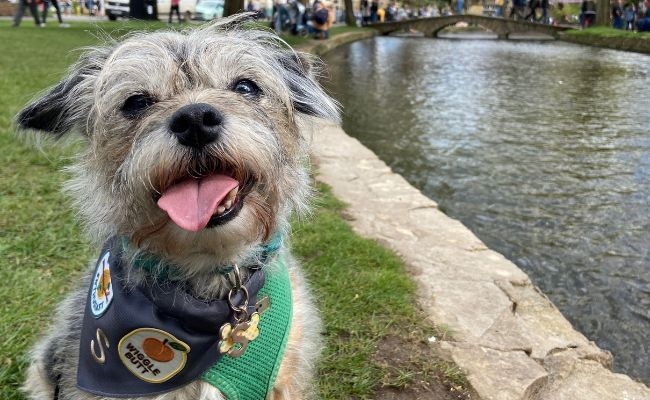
top-left (118, 328), bottom-right (190, 383)
top-left (90, 251), bottom-right (114, 318)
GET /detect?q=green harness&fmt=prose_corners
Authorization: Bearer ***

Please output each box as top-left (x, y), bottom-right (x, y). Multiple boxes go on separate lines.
top-left (202, 257), bottom-right (293, 399)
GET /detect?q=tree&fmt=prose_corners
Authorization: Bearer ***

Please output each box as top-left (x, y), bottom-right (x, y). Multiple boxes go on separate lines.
top-left (596, 0), bottom-right (610, 25)
top-left (223, 0), bottom-right (245, 17)
top-left (344, 0), bottom-right (356, 25)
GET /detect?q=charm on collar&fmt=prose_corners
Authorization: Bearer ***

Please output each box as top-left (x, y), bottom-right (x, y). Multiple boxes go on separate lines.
top-left (219, 313), bottom-right (260, 357)
top-left (218, 265), bottom-right (262, 358)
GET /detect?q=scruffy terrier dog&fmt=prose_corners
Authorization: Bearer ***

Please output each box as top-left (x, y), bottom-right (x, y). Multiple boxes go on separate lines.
top-left (17, 15), bottom-right (339, 400)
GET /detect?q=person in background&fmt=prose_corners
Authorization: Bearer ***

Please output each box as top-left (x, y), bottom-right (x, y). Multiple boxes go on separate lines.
top-left (386, 1), bottom-right (396, 20)
top-left (84, 0), bottom-right (95, 15)
top-left (580, 0), bottom-right (597, 27)
top-left (637, 0), bottom-right (650, 30)
top-left (360, 0), bottom-right (369, 25)
top-left (377, 3), bottom-right (385, 21)
top-left (395, 2), bottom-right (403, 18)
top-left (246, 0), bottom-right (264, 18)
top-left (12, 0), bottom-right (42, 27)
top-left (456, 0), bottom-right (464, 14)
top-left (42, 0), bottom-right (70, 27)
top-left (638, 0), bottom-right (647, 20)
top-left (62, 0), bottom-right (72, 15)
top-left (370, 0), bottom-right (378, 22)
top-left (524, 0), bottom-right (540, 21)
top-left (495, 0), bottom-right (504, 16)
top-left (623, 0), bottom-right (636, 29)
top-left (168, 0), bottom-right (181, 23)
top-left (274, 0), bottom-right (289, 32)
top-left (311, 0), bottom-right (334, 39)
top-left (540, 0), bottom-right (549, 22)
top-left (612, 0), bottom-right (625, 28)
top-left (509, 0), bottom-right (526, 19)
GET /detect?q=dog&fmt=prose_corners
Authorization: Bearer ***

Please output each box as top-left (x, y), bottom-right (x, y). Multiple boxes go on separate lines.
top-left (17, 14), bottom-right (339, 400)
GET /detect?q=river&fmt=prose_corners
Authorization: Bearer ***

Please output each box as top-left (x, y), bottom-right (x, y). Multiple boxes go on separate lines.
top-left (322, 36), bottom-right (650, 383)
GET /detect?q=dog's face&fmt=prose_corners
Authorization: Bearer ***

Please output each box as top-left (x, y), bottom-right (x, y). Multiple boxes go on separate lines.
top-left (17, 18), bottom-right (339, 269)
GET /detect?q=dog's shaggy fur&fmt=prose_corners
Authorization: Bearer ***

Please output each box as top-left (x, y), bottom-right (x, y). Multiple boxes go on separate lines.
top-left (17, 15), bottom-right (339, 400)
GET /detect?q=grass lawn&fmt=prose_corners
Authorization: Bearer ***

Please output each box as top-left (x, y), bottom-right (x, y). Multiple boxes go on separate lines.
top-left (0, 20), bottom-right (467, 399)
top-left (564, 25), bottom-right (650, 38)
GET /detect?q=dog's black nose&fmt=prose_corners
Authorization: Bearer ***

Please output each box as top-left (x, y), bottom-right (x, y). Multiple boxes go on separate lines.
top-left (169, 103), bottom-right (223, 149)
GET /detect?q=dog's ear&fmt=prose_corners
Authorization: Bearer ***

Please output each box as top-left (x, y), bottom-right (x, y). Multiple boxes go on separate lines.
top-left (278, 52), bottom-right (340, 123)
top-left (17, 73), bottom-right (85, 137)
top-left (16, 47), bottom-right (111, 137)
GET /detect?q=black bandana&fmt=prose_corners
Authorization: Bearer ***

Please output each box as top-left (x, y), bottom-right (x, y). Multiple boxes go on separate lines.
top-left (76, 237), bottom-right (265, 397)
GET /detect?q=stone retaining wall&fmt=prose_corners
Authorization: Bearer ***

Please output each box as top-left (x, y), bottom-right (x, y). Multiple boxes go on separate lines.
top-left (559, 32), bottom-right (650, 54)
top-left (302, 32), bottom-right (650, 400)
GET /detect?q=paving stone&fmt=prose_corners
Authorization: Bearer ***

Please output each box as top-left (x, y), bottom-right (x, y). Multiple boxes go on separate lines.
top-left (425, 280), bottom-right (512, 341)
top-left (441, 342), bottom-right (548, 400)
top-left (529, 349), bottom-right (650, 400)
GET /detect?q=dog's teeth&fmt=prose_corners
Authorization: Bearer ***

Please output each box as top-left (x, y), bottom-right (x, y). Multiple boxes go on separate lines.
top-left (224, 200), bottom-right (233, 210)
top-left (217, 206), bottom-right (226, 215)
top-left (224, 187), bottom-right (239, 203)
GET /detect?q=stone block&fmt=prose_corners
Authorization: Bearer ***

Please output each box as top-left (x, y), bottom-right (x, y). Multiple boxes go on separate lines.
top-left (442, 342), bottom-right (548, 400)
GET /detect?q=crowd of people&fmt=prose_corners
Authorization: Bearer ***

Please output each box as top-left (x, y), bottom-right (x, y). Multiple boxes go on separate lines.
top-left (353, 0), bottom-right (650, 30)
top-left (12, 0), bottom-right (78, 26)
top-left (269, 0), bottom-right (336, 39)
top-left (611, 0), bottom-right (650, 31)
top-left (359, 1), bottom-right (456, 23)
top-left (13, 0), bottom-right (650, 34)
top-left (12, 0), bottom-right (102, 27)
top-left (271, 0), bottom-right (483, 34)
top-left (574, 0), bottom-right (650, 30)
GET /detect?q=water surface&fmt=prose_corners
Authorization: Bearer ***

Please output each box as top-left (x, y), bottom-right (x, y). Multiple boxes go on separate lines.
top-left (322, 37), bottom-right (650, 383)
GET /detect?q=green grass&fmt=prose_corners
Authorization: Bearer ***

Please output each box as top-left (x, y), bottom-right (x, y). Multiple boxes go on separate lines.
top-left (0, 20), bottom-right (463, 399)
top-left (293, 183), bottom-right (449, 397)
top-left (563, 25), bottom-right (650, 38)
top-left (0, 21), bottom-right (105, 400)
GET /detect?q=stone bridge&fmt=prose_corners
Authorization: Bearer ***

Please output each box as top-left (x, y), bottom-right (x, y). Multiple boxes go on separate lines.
top-left (368, 15), bottom-right (574, 39)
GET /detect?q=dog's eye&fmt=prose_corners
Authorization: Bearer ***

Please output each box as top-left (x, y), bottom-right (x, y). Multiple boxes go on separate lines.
top-left (121, 94), bottom-right (155, 119)
top-left (232, 79), bottom-right (261, 97)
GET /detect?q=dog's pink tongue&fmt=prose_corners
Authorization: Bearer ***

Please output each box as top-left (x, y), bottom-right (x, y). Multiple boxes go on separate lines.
top-left (157, 174), bottom-right (239, 232)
